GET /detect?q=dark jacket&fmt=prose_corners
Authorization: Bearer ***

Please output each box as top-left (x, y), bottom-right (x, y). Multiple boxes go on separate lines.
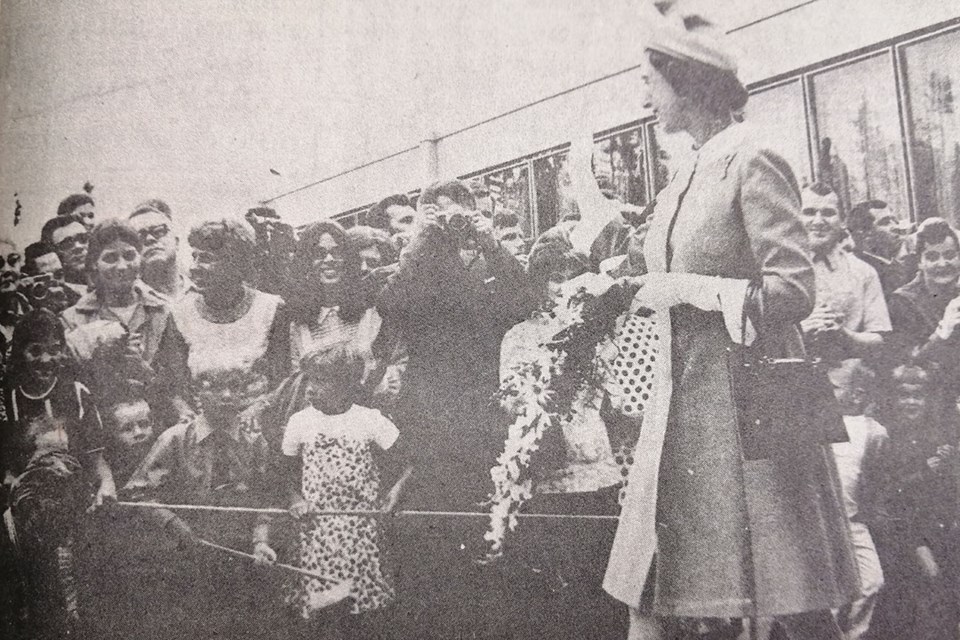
top-left (377, 227), bottom-right (537, 507)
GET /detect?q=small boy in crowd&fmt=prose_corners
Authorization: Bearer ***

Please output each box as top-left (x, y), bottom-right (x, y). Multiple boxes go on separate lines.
top-left (77, 387), bottom-right (162, 640)
top-left (1, 309), bottom-right (116, 505)
top-left (828, 360), bottom-right (889, 640)
top-left (123, 366), bottom-right (282, 639)
top-left (871, 364), bottom-right (959, 640)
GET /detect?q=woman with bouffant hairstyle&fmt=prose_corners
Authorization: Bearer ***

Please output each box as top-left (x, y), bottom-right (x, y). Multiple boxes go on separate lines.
top-left (171, 216), bottom-right (290, 438)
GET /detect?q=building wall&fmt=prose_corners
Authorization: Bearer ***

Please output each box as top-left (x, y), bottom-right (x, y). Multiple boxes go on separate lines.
top-left (267, 0), bottom-right (960, 230)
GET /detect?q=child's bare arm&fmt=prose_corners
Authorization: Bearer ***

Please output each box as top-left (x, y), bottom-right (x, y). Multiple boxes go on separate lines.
top-left (252, 517), bottom-right (277, 564)
top-left (88, 450), bottom-right (117, 510)
top-left (381, 465), bottom-right (413, 512)
top-left (282, 454), bottom-right (309, 517)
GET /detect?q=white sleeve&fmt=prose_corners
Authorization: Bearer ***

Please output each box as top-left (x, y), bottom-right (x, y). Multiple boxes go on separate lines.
top-left (281, 414), bottom-right (305, 456)
top-left (629, 273), bottom-right (756, 345)
top-left (860, 268), bottom-right (892, 333)
top-left (371, 412), bottom-right (400, 451)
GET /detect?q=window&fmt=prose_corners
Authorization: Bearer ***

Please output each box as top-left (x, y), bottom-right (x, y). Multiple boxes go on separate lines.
top-left (533, 129), bottom-right (649, 234)
top-left (593, 127), bottom-right (649, 208)
top-left (903, 28), bottom-right (960, 225)
top-left (533, 151), bottom-right (571, 232)
top-left (480, 164), bottom-right (533, 236)
top-left (809, 54), bottom-right (910, 219)
top-left (648, 123), bottom-right (695, 195)
top-left (743, 80), bottom-right (812, 187)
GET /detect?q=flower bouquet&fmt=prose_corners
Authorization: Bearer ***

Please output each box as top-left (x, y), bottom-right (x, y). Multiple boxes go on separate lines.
top-left (484, 276), bottom-right (642, 559)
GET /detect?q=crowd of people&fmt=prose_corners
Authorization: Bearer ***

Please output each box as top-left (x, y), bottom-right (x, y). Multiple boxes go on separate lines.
top-left (3, 8), bottom-right (960, 640)
top-left (1, 165), bottom-right (958, 640)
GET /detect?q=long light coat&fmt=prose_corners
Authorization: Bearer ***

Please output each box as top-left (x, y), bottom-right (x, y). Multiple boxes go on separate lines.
top-left (604, 124), bottom-right (859, 617)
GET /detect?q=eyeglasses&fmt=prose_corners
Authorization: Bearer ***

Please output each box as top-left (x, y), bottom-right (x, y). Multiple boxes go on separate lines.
top-left (312, 247), bottom-right (344, 263)
top-left (25, 343), bottom-right (63, 359)
top-left (55, 233), bottom-right (89, 252)
top-left (0, 254), bottom-right (21, 269)
top-left (137, 224), bottom-right (170, 243)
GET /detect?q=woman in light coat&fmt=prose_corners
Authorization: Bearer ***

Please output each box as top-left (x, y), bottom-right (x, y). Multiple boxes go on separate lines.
top-left (604, 4), bottom-right (858, 639)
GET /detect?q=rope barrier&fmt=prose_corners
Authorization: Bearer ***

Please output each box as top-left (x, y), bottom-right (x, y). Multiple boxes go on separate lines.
top-left (116, 501), bottom-right (620, 521)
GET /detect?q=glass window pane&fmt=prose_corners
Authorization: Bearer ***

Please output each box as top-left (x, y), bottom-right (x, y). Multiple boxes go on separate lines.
top-left (744, 81), bottom-right (812, 187)
top-left (810, 54), bottom-right (910, 219)
top-left (533, 151), bottom-right (572, 232)
top-left (648, 123), bottom-right (695, 195)
top-left (903, 29), bottom-right (960, 226)
top-left (593, 128), bottom-right (649, 207)
top-left (533, 130), bottom-right (650, 234)
top-left (482, 165), bottom-right (532, 236)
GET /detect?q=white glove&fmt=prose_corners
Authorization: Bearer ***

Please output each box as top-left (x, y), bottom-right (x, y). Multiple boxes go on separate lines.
top-left (627, 273), bottom-right (754, 345)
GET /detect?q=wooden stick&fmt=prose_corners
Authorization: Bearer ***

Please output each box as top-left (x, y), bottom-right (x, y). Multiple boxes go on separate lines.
top-left (198, 538), bottom-right (333, 583)
top-left (117, 501), bottom-right (620, 521)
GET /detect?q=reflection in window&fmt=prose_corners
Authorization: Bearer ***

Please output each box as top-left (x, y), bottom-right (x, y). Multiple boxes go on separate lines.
top-left (743, 81), bottom-right (811, 187)
top-left (533, 131), bottom-right (649, 234)
top-left (481, 165), bottom-right (532, 236)
top-left (648, 123), bottom-right (695, 195)
top-left (593, 128), bottom-right (648, 208)
top-left (533, 151), bottom-right (572, 231)
top-left (904, 29), bottom-right (960, 225)
top-left (810, 54), bottom-right (909, 218)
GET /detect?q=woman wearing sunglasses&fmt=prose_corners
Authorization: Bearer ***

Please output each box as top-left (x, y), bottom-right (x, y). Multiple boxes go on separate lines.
top-left (269, 220), bottom-right (386, 421)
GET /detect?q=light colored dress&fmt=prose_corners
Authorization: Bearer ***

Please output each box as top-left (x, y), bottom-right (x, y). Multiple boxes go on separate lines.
top-left (281, 404), bottom-right (398, 617)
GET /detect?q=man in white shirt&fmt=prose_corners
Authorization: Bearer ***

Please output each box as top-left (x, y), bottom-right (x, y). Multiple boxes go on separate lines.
top-left (799, 183), bottom-right (891, 361)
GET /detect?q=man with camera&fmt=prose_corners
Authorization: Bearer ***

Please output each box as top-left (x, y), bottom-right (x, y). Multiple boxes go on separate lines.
top-left (18, 242), bottom-right (81, 315)
top-left (378, 178), bottom-right (537, 640)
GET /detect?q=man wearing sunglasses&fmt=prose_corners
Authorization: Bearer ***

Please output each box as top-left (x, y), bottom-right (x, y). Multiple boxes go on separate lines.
top-left (129, 201), bottom-right (194, 301)
top-left (40, 215), bottom-right (90, 296)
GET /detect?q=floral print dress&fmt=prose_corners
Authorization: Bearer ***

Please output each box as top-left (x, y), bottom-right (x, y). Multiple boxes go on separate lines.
top-left (281, 404), bottom-right (398, 617)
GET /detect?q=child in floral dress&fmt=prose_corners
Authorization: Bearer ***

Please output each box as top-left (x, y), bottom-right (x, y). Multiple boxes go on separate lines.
top-left (280, 345), bottom-right (401, 635)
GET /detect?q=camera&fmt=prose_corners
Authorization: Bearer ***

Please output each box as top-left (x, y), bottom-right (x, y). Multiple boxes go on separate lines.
top-left (438, 211), bottom-right (475, 240)
top-left (18, 274), bottom-right (73, 314)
